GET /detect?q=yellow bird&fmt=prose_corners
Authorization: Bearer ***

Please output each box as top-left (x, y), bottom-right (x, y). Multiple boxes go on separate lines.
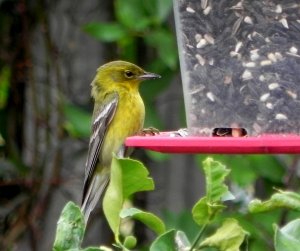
top-left (81, 60), bottom-right (160, 223)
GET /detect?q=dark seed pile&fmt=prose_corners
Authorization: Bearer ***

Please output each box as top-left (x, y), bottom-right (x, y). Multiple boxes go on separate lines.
top-left (175, 0), bottom-right (300, 136)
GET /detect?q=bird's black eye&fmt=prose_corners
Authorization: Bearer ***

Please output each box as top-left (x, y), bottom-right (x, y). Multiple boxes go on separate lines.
top-left (124, 70), bottom-right (134, 78)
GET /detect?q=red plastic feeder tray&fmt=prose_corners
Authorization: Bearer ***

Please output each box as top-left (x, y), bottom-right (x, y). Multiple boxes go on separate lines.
top-left (125, 133), bottom-right (300, 154)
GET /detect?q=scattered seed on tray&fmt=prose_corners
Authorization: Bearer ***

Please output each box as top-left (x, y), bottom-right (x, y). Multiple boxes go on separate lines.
top-left (175, 0), bottom-right (300, 135)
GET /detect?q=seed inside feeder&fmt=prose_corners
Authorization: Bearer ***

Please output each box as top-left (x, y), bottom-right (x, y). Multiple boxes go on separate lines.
top-left (203, 6), bottom-right (212, 15)
top-left (275, 114), bottom-right (288, 120)
top-left (186, 7), bottom-right (195, 13)
top-left (268, 83), bottom-right (279, 90)
top-left (206, 92), bottom-right (215, 102)
top-left (196, 39), bottom-right (207, 48)
top-left (289, 46), bottom-right (298, 54)
top-left (242, 70), bottom-right (253, 80)
top-left (260, 93), bottom-right (270, 102)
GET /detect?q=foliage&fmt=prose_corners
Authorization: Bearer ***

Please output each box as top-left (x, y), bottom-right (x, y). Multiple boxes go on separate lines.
top-left (192, 158), bottom-right (232, 226)
top-left (52, 156), bottom-right (300, 251)
top-left (274, 219), bottom-right (300, 251)
top-left (63, 104), bottom-right (92, 138)
top-left (249, 190), bottom-right (300, 213)
top-left (52, 201), bottom-right (108, 251)
top-left (196, 155), bottom-right (285, 187)
top-left (102, 157), bottom-right (158, 244)
top-left (83, 0), bottom-right (177, 69)
top-left (0, 66), bottom-right (10, 109)
top-left (199, 218), bottom-right (248, 251)
top-left (53, 202), bottom-right (86, 251)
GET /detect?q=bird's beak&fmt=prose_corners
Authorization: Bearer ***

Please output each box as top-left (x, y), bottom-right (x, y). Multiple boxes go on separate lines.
top-left (139, 72), bottom-right (161, 80)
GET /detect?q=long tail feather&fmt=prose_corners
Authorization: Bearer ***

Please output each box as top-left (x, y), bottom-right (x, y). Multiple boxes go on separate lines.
top-left (81, 171), bottom-right (109, 224)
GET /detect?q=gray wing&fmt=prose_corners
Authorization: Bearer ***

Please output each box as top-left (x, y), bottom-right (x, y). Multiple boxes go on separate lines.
top-left (81, 92), bottom-right (118, 205)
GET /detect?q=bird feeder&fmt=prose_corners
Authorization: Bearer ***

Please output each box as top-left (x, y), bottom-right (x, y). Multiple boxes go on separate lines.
top-left (126, 0), bottom-right (300, 154)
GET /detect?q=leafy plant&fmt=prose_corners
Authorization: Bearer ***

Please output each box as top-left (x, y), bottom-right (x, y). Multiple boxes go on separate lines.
top-left (102, 157), bottom-right (164, 248)
top-left (274, 219), bottom-right (300, 251)
top-left (53, 157), bottom-right (300, 251)
top-left (83, 0), bottom-right (176, 69)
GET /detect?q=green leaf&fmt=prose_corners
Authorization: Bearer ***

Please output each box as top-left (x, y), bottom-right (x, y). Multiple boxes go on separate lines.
top-left (83, 22), bottom-right (127, 42)
top-left (0, 133), bottom-right (5, 146)
top-left (203, 157), bottom-right (231, 203)
top-left (175, 231), bottom-right (191, 250)
top-left (118, 35), bottom-right (137, 61)
top-left (68, 247), bottom-right (107, 251)
top-left (63, 104), bottom-right (91, 138)
top-left (121, 158), bottom-right (154, 198)
top-left (155, 0), bottom-right (173, 22)
top-left (81, 248), bottom-right (106, 251)
top-left (120, 208), bottom-right (166, 235)
top-left (199, 218), bottom-right (248, 251)
top-left (196, 155), bottom-right (255, 187)
top-left (162, 210), bottom-right (199, 241)
top-left (192, 197), bottom-right (225, 226)
top-left (192, 197), bottom-right (210, 226)
top-left (143, 0), bottom-right (173, 23)
top-left (103, 157), bottom-right (124, 239)
top-left (145, 29), bottom-right (178, 70)
top-left (192, 158), bottom-right (232, 225)
top-left (103, 157), bottom-right (154, 241)
top-left (249, 190), bottom-right (300, 213)
top-left (53, 202), bottom-right (85, 251)
top-left (0, 66), bottom-right (10, 109)
top-left (97, 247), bottom-right (114, 251)
top-left (274, 219), bottom-right (300, 251)
top-left (150, 229), bottom-right (176, 251)
top-left (196, 155), bottom-right (285, 187)
top-left (115, 0), bottom-right (152, 31)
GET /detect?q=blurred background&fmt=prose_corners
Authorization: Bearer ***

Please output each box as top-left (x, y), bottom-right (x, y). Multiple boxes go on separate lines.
top-left (0, 1), bottom-right (299, 250)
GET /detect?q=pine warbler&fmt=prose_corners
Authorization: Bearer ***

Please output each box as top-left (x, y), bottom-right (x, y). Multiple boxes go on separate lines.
top-left (81, 60), bottom-right (160, 223)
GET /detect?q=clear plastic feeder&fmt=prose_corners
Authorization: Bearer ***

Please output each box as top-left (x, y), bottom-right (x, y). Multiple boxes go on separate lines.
top-left (173, 0), bottom-right (300, 136)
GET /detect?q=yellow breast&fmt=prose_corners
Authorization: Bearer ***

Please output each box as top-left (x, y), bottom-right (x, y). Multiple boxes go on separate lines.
top-left (100, 90), bottom-right (145, 165)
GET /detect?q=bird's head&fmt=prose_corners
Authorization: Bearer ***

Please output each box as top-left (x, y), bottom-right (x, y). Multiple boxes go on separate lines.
top-left (92, 61), bottom-right (161, 98)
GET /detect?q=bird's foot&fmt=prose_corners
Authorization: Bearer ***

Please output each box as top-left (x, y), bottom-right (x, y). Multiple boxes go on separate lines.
top-left (139, 127), bottom-right (160, 136)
